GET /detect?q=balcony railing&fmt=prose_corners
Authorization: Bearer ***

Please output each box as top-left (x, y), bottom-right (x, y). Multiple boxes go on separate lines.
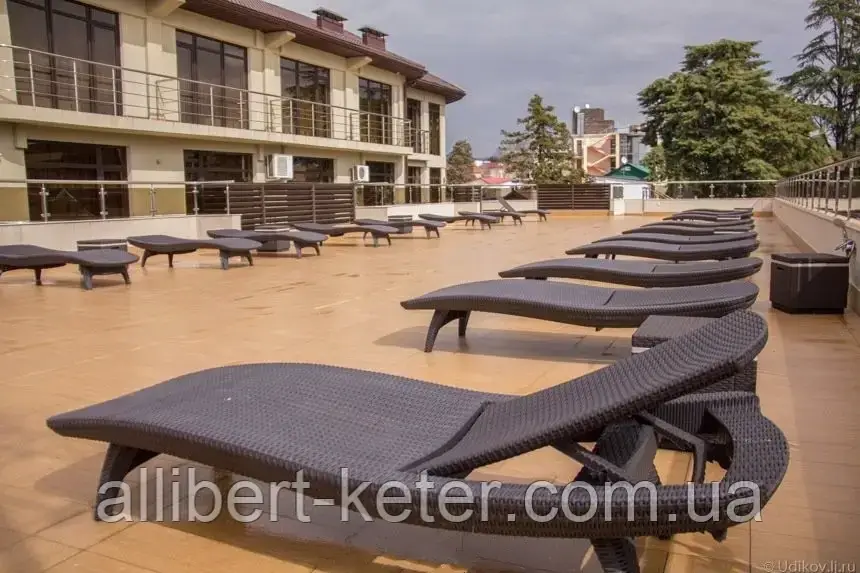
top-left (775, 155), bottom-right (860, 219)
top-left (651, 180), bottom-right (778, 199)
top-left (0, 179), bottom-right (537, 223)
top-left (0, 44), bottom-right (416, 148)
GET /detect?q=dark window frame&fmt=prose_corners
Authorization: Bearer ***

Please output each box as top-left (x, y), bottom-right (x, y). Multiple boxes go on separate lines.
top-left (429, 167), bottom-right (442, 202)
top-left (8, 0), bottom-right (122, 115)
top-left (359, 77), bottom-right (393, 145)
top-left (406, 98), bottom-right (423, 152)
top-left (25, 139), bottom-right (129, 221)
top-left (176, 30), bottom-right (249, 129)
top-left (429, 103), bottom-right (441, 156)
top-left (292, 156), bottom-right (335, 183)
top-left (280, 57), bottom-right (331, 138)
top-left (406, 165), bottom-right (422, 204)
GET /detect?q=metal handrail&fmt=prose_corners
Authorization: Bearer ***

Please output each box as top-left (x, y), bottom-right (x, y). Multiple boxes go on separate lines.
top-left (775, 154), bottom-right (859, 219)
top-left (0, 44), bottom-right (423, 149)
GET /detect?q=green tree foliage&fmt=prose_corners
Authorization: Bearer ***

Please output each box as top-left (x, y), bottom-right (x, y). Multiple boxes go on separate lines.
top-left (638, 40), bottom-right (830, 192)
top-left (641, 145), bottom-right (669, 182)
top-left (782, 0), bottom-right (860, 155)
top-left (499, 94), bottom-right (582, 183)
top-left (446, 139), bottom-right (476, 184)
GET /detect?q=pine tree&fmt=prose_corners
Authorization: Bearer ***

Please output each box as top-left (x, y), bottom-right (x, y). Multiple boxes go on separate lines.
top-left (782, 0), bottom-right (860, 154)
top-left (499, 95), bottom-right (580, 183)
top-left (446, 140), bottom-right (476, 184)
top-left (639, 40), bottom-right (830, 191)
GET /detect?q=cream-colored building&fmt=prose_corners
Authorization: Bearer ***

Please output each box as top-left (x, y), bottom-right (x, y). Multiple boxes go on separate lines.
top-left (0, 0), bottom-right (465, 221)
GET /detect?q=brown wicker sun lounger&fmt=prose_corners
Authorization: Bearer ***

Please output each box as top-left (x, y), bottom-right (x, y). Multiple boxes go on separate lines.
top-left (291, 222), bottom-right (397, 247)
top-left (127, 235), bottom-right (261, 270)
top-left (46, 310), bottom-right (788, 573)
top-left (354, 218), bottom-right (445, 238)
top-left (595, 231), bottom-right (758, 245)
top-left (207, 228), bottom-right (327, 258)
top-left (498, 257), bottom-right (763, 287)
top-left (666, 213), bottom-right (748, 222)
top-left (401, 279), bottom-right (758, 352)
top-left (0, 244), bottom-right (139, 290)
top-left (642, 220), bottom-right (754, 231)
top-left (625, 224), bottom-right (756, 236)
top-left (420, 212), bottom-right (499, 229)
top-left (565, 239), bottom-right (759, 261)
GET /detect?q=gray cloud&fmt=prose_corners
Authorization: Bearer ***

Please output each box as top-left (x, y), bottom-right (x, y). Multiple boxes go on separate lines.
top-left (276, 0), bottom-right (814, 156)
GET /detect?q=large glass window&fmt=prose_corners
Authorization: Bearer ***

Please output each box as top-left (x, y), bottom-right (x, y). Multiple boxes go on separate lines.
top-left (359, 78), bottom-right (392, 145)
top-left (25, 139), bottom-right (128, 220)
top-left (407, 98), bottom-right (423, 153)
top-left (292, 157), bottom-right (334, 183)
top-left (429, 103), bottom-right (441, 155)
top-left (406, 165), bottom-right (422, 204)
top-left (176, 31), bottom-right (248, 129)
top-left (429, 167), bottom-right (442, 202)
top-left (184, 149), bottom-right (252, 215)
top-left (281, 58), bottom-right (330, 138)
top-left (8, 0), bottom-right (121, 115)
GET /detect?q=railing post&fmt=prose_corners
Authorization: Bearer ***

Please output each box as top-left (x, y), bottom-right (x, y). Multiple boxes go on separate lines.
top-left (709, 183), bottom-right (715, 199)
top-left (288, 99), bottom-right (294, 134)
top-left (39, 183), bottom-right (49, 222)
top-left (98, 184), bottom-right (107, 219)
top-left (27, 51), bottom-right (36, 106)
top-left (225, 184), bottom-right (231, 215)
top-left (72, 60), bottom-right (79, 112)
top-left (261, 186), bottom-right (267, 224)
top-left (741, 183), bottom-right (747, 198)
top-left (209, 85), bottom-right (215, 126)
top-left (848, 164), bottom-right (854, 219)
top-left (149, 183), bottom-right (156, 216)
top-left (312, 184), bottom-right (317, 222)
top-left (111, 67), bottom-right (118, 116)
top-left (311, 102), bottom-right (316, 136)
top-left (192, 183), bottom-right (199, 215)
top-left (834, 167), bottom-right (841, 215)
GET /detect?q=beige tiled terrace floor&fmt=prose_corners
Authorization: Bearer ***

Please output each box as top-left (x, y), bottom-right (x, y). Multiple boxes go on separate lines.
top-left (1, 215), bottom-right (859, 572)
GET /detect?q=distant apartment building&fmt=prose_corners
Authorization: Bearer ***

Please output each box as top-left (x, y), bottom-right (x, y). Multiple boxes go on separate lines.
top-left (471, 159), bottom-right (508, 181)
top-left (0, 0), bottom-right (465, 222)
top-left (571, 107), bottom-right (644, 177)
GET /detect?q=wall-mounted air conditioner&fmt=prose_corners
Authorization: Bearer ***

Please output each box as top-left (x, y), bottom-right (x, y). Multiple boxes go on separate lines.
top-left (350, 165), bottom-right (370, 183)
top-left (267, 154), bottom-right (294, 180)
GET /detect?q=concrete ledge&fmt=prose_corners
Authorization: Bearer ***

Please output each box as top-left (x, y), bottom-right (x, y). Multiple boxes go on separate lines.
top-left (620, 197), bottom-right (773, 216)
top-left (0, 214), bottom-right (241, 250)
top-left (773, 199), bottom-right (860, 315)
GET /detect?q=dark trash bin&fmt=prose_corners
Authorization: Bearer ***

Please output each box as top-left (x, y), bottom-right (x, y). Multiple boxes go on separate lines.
top-left (770, 253), bottom-right (850, 314)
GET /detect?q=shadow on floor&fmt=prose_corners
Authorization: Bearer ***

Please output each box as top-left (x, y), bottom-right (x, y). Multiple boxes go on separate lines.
top-left (374, 326), bottom-right (631, 363)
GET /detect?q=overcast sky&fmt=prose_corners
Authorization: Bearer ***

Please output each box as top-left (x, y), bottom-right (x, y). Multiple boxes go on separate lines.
top-left (277, 0), bottom-right (814, 157)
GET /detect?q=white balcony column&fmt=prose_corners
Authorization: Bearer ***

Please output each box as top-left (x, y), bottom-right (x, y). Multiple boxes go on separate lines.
top-left (0, 3), bottom-right (17, 105)
top-left (120, 13), bottom-right (149, 119)
top-left (247, 35), bottom-right (267, 131)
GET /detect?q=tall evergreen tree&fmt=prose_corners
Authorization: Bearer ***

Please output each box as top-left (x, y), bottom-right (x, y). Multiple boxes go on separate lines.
top-left (499, 95), bottom-right (581, 183)
top-left (639, 39), bottom-right (830, 192)
top-left (446, 140), bottom-right (476, 184)
top-left (782, 0), bottom-right (860, 154)
top-left (641, 145), bottom-right (669, 182)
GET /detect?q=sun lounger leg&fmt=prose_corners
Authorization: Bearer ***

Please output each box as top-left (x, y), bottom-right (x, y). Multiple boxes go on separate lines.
top-left (80, 267), bottom-right (93, 291)
top-left (433, 228), bottom-right (441, 238)
top-left (219, 252), bottom-right (229, 270)
top-left (121, 268), bottom-right (131, 285)
top-left (312, 245), bottom-right (321, 256)
top-left (385, 236), bottom-right (392, 246)
top-left (591, 538), bottom-right (639, 573)
top-left (372, 236), bottom-right (379, 248)
top-left (167, 253), bottom-right (175, 268)
top-left (246, 253), bottom-right (254, 266)
top-left (424, 309), bottom-right (470, 352)
top-left (34, 268), bottom-right (43, 285)
top-left (539, 213), bottom-right (547, 221)
top-left (294, 245), bottom-right (303, 259)
top-left (94, 444), bottom-right (158, 521)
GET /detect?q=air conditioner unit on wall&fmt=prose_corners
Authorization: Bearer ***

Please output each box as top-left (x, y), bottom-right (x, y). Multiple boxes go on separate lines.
top-left (350, 165), bottom-right (370, 183)
top-left (267, 154), bottom-right (294, 180)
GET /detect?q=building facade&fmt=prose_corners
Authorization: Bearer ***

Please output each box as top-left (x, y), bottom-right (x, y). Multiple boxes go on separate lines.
top-left (0, 0), bottom-right (465, 221)
top-left (571, 107), bottom-right (644, 177)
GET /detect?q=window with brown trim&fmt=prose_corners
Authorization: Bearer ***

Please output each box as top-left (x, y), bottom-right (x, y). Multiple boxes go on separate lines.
top-left (407, 99), bottom-right (423, 152)
top-left (429, 103), bottom-right (441, 155)
top-left (281, 58), bottom-right (331, 138)
top-left (359, 78), bottom-right (392, 145)
top-left (177, 31), bottom-right (248, 129)
top-left (25, 139), bottom-right (128, 220)
top-left (8, 0), bottom-right (121, 115)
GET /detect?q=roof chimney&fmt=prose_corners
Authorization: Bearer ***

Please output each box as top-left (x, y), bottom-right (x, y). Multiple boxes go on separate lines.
top-left (312, 8), bottom-right (347, 33)
top-left (358, 26), bottom-right (387, 50)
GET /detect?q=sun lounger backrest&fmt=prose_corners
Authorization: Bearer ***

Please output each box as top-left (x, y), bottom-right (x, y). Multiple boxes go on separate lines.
top-left (409, 310), bottom-right (767, 475)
